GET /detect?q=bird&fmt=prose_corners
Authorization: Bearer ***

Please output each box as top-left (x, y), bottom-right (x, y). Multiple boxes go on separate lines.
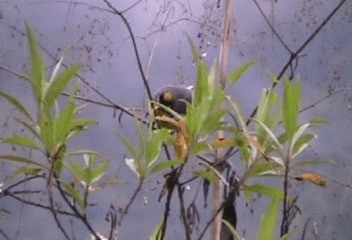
top-left (152, 85), bottom-right (193, 117)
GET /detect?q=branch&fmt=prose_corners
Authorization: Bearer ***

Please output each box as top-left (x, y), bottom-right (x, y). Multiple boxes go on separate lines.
top-left (47, 181), bottom-right (71, 240)
top-left (101, 0), bottom-right (153, 100)
top-left (253, 0), bottom-right (292, 53)
top-left (55, 179), bottom-right (102, 240)
top-left (213, 0), bottom-right (234, 239)
top-left (115, 180), bottom-right (144, 234)
top-left (3, 190), bottom-right (76, 217)
top-left (248, 0), bottom-right (348, 122)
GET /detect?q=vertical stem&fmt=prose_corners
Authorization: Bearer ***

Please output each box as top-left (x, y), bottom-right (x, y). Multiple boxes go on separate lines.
top-left (280, 150), bottom-right (291, 236)
top-left (212, 0), bottom-right (234, 240)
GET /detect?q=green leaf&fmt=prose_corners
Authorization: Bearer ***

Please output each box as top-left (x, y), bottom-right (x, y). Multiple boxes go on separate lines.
top-left (193, 170), bottom-right (218, 185)
top-left (280, 229), bottom-right (298, 240)
top-left (0, 155), bottom-right (45, 167)
top-left (39, 112), bottom-right (55, 152)
top-left (243, 184), bottom-right (284, 200)
top-left (1, 136), bottom-right (43, 153)
top-left (25, 22), bottom-right (45, 105)
top-left (188, 36), bottom-right (209, 106)
top-left (291, 159), bottom-right (336, 169)
top-left (54, 92), bottom-right (77, 143)
top-left (251, 118), bottom-right (284, 154)
top-left (289, 123), bottom-right (310, 157)
top-left (292, 133), bottom-right (316, 158)
top-left (14, 118), bottom-right (40, 138)
top-left (44, 65), bottom-right (80, 108)
top-left (149, 219), bottom-right (164, 240)
top-left (119, 134), bottom-right (139, 161)
top-left (283, 79), bottom-right (302, 141)
top-left (258, 199), bottom-right (280, 240)
top-left (227, 96), bottom-right (248, 132)
top-left (147, 128), bottom-right (169, 167)
top-left (68, 150), bottom-right (109, 160)
top-left (194, 59), bottom-right (209, 106)
top-left (208, 60), bottom-right (218, 95)
top-left (62, 182), bottom-right (85, 210)
top-left (4, 167), bottom-right (42, 183)
top-left (256, 88), bottom-right (280, 143)
top-left (222, 220), bottom-right (244, 240)
top-left (125, 158), bottom-right (141, 178)
top-left (200, 109), bottom-right (227, 141)
top-left (229, 61), bottom-right (256, 85)
top-left (150, 160), bottom-right (184, 175)
top-left (309, 116), bottom-right (331, 126)
top-left (246, 162), bottom-right (281, 178)
top-left (65, 161), bottom-right (86, 186)
top-left (96, 179), bottom-right (126, 190)
top-left (0, 92), bottom-right (34, 122)
top-left (91, 161), bottom-right (109, 184)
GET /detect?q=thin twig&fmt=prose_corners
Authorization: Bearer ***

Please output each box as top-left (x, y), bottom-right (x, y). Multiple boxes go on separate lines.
top-left (247, 0), bottom-right (348, 122)
top-left (4, 191), bottom-right (77, 217)
top-left (115, 180), bottom-right (144, 229)
top-left (213, 0), bottom-right (233, 239)
top-left (253, 0), bottom-right (292, 53)
top-left (55, 179), bottom-right (102, 240)
top-left (176, 179), bottom-right (192, 240)
top-left (101, 0), bottom-right (153, 100)
top-left (47, 180), bottom-right (71, 240)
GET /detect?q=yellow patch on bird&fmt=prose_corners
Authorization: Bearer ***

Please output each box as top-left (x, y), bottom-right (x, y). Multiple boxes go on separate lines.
top-left (163, 91), bottom-right (175, 103)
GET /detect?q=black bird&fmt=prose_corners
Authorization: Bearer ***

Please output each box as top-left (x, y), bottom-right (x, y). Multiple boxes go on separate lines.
top-left (152, 85), bottom-right (193, 116)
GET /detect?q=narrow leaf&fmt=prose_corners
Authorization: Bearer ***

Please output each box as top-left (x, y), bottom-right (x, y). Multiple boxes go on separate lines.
top-left (91, 161), bottom-right (109, 184)
top-left (119, 134), bottom-right (139, 161)
top-left (243, 184), bottom-right (284, 200)
top-left (229, 61), bottom-right (256, 85)
top-left (222, 220), bottom-right (244, 240)
top-left (149, 219), bottom-right (164, 240)
top-left (125, 158), bottom-right (140, 178)
top-left (62, 182), bottom-right (85, 210)
top-left (0, 155), bottom-right (45, 167)
top-left (258, 199), bottom-right (280, 240)
top-left (289, 123), bottom-right (310, 157)
top-left (44, 65), bottom-right (80, 108)
top-left (283, 79), bottom-right (302, 141)
top-left (187, 36), bottom-right (209, 106)
top-left (193, 170), bottom-right (218, 185)
top-left (1, 136), bottom-right (43, 152)
top-left (227, 96), bottom-right (248, 132)
top-left (251, 118), bottom-right (284, 153)
top-left (14, 118), bottom-right (40, 138)
top-left (25, 22), bottom-right (45, 104)
top-left (291, 159), bottom-right (336, 169)
top-left (0, 92), bottom-right (34, 122)
top-left (292, 134), bottom-right (316, 158)
top-left (150, 160), bottom-right (183, 175)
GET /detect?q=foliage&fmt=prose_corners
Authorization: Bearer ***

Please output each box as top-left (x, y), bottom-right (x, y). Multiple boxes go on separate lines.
top-left (0, 23), bottom-right (333, 240)
top-left (119, 39), bottom-right (331, 240)
top-left (0, 23), bottom-right (119, 239)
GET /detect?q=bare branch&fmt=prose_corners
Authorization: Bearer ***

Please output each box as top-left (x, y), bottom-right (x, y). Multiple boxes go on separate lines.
top-left (114, 180), bottom-right (144, 237)
top-left (248, 0), bottom-right (348, 122)
top-left (253, 0), bottom-right (292, 53)
top-left (101, 0), bottom-right (153, 100)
